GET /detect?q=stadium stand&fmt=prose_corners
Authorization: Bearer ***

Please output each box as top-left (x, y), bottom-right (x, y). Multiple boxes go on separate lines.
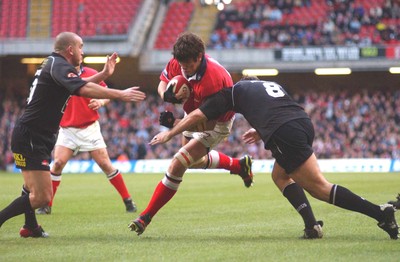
top-left (207, 0), bottom-right (400, 48)
top-left (28, 0), bottom-right (52, 38)
top-left (187, 1), bottom-right (219, 43)
top-left (2, 88), bottom-right (400, 170)
top-left (0, 0), bottom-right (29, 38)
top-left (0, 0), bottom-right (143, 39)
top-left (51, 0), bottom-right (143, 37)
top-left (153, 1), bottom-right (195, 49)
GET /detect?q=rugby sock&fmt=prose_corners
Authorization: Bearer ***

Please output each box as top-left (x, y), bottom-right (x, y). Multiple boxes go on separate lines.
top-left (0, 194), bottom-right (32, 228)
top-left (21, 186), bottom-right (38, 229)
top-left (49, 173), bottom-right (62, 207)
top-left (283, 183), bottom-right (318, 229)
top-left (207, 150), bottom-right (240, 173)
top-left (107, 170), bottom-right (131, 199)
top-left (329, 184), bottom-right (383, 222)
top-left (140, 173), bottom-right (182, 218)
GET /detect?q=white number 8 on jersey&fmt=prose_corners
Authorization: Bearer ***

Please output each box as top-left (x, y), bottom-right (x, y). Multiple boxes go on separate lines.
top-left (263, 82), bottom-right (285, 98)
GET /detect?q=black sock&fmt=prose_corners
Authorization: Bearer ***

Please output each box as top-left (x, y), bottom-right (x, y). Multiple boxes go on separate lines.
top-left (0, 194), bottom-right (32, 228)
top-left (283, 183), bottom-right (317, 229)
top-left (329, 184), bottom-right (383, 222)
top-left (21, 186), bottom-right (38, 229)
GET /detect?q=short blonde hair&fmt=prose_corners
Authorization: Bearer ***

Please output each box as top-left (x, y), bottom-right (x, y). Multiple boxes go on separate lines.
top-left (54, 32), bottom-right (79, 52)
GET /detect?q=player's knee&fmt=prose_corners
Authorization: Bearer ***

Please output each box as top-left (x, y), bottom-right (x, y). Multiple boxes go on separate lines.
top-left (31, 191), bottom-right (52, 208)
top-left (52, 158), bottom-right (67, 172)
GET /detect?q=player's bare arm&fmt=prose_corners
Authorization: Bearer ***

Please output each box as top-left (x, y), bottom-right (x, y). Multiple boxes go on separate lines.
top-left (101, 52), bottom-right (118, 77)
top-left (83, 53), bottom-right (118, 84)
top-left (159, 111), bottom-right (216, 131)
top-left (242, 128), bottom-right (261, 144)
top-left (150, 108), bottom-right (208, 145)
top-left (78, 83), bottom-right (146, 102)
top-left (157, 80), bottom-right (168, 100)
top-left (173, 118), bottom-right (217, 132)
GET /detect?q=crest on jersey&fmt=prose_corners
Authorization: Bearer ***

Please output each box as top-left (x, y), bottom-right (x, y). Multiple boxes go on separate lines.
top-left (67, 72), bottom-right (78, 78)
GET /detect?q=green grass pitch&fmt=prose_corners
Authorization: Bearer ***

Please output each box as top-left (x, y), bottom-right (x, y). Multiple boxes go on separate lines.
top-left (1, 171), bottom-right (400, 262)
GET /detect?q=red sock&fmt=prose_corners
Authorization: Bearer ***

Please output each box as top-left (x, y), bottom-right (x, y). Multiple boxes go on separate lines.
top-left (49, 174), bottom-right (61, 207)
top-left (141, 175), bottom-right (180, 218)
top-left (109, 171), bottom-right (131, 199)
top-left (213, 151), bottom-right (241, 173)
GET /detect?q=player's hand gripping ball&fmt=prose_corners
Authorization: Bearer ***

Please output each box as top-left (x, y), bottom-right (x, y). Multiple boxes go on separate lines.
top-left (163, 75), bottom-right (192, 104)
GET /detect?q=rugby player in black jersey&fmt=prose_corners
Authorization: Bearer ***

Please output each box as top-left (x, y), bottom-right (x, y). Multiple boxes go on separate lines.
top-left (0, 32), bottom-right (145, 238)
top-left (148, 77), bottom-right (398, 240)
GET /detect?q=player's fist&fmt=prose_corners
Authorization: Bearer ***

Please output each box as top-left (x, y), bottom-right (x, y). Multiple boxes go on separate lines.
top-left (159, 111), bottom-right (175, 128)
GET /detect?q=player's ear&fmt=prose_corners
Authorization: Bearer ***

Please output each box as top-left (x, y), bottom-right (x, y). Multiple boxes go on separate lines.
top-left (196, 53), bottom-right (203, 62)
top-left (67, 45), bottom-right (74, 55)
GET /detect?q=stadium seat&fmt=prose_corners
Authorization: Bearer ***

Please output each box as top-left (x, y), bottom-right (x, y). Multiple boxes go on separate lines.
top-left (51, 0), bottom-right (143, 37)
top-left (154, 1), bottom-right (195, 50)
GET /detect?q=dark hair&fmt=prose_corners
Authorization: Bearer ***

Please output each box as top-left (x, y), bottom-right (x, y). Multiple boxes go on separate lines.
top-left (172, 32), bottom-right (205, 63)
top-left (241, 75), bottom-right (260, 81)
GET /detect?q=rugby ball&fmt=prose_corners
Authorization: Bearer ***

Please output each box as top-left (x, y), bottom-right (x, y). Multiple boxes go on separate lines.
top-left (167, 75), bottom-right (191, 97)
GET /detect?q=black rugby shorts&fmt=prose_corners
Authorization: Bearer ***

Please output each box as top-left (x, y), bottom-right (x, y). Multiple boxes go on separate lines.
top-left (11, 122), bottom-right (56, 171)
top-left (266, 118), bottom-right (314, 174)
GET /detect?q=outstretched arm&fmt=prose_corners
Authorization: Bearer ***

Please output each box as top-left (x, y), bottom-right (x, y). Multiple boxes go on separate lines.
top-left (149, 108), bottom-right (208, 145)
top-left (77, 83), bottom-right (146, 102)
top-left (83, 52), bottom-right (118, 84)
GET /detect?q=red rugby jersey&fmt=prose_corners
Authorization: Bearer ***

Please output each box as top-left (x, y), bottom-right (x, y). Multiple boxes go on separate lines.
top-left (60, 67), bottom-right (106, 128)
top-left (160, 54), bottom-right (235, 122)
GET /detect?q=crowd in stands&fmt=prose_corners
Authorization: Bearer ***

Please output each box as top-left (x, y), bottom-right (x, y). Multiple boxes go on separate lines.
top-left (208, 0), bottom-right (400, 49)
top-left (1, 86), bottom-right (400, 170)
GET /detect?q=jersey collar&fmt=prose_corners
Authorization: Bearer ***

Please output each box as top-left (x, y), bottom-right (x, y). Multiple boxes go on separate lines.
top-left (185, 55), bottom-right (207, 81)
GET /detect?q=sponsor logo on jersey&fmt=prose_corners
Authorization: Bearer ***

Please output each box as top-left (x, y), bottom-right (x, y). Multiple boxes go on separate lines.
top-left (67, 72), bottom-right (78, 78)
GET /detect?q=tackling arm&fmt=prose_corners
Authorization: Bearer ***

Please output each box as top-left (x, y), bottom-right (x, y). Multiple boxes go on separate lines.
top-left (149, 108), bottom-right (208, 145)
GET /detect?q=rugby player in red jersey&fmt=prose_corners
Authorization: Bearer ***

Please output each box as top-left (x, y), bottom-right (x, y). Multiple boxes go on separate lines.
top-left (36, 65), bottom-right (137, 215)
top-left (128, 32), bottom-right (253, 235)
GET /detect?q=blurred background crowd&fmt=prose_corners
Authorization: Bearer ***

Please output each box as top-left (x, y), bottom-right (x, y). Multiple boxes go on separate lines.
top-left (1, 86), bottom-right (400, 170)
top-left (208, 0), bottom-right (400, 49)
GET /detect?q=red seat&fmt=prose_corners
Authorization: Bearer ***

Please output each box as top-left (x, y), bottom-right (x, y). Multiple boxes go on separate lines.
top-left (50, 0), bottom-right (143, 37)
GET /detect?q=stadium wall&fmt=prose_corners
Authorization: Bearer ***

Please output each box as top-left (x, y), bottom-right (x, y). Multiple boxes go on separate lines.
top-left (8, 159), bottom-right (400, 174)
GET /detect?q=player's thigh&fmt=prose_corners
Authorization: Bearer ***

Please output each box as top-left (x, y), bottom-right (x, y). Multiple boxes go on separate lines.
top-left (53, 145), bottom-right (74, 165)
top-left (183, 120), bottom-right (233, 150)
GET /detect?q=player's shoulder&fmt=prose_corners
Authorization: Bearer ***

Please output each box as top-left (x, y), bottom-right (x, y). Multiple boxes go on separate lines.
top-left (168, 58), bottom-right (181, 68)
top-left (82, 67), bottom-right (99, 75)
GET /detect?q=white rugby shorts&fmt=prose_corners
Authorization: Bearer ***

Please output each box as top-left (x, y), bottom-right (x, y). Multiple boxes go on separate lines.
top-left (182, 116), bottom-right (235, 149)
top-left (56, 121), bottom-right (106, 153)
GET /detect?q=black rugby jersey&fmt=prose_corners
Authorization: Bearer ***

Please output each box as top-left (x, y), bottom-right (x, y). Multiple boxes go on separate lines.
top-left (19, 53), bottom-right (87, 133)
top-left (199, 80), bottom-right (309, 145)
